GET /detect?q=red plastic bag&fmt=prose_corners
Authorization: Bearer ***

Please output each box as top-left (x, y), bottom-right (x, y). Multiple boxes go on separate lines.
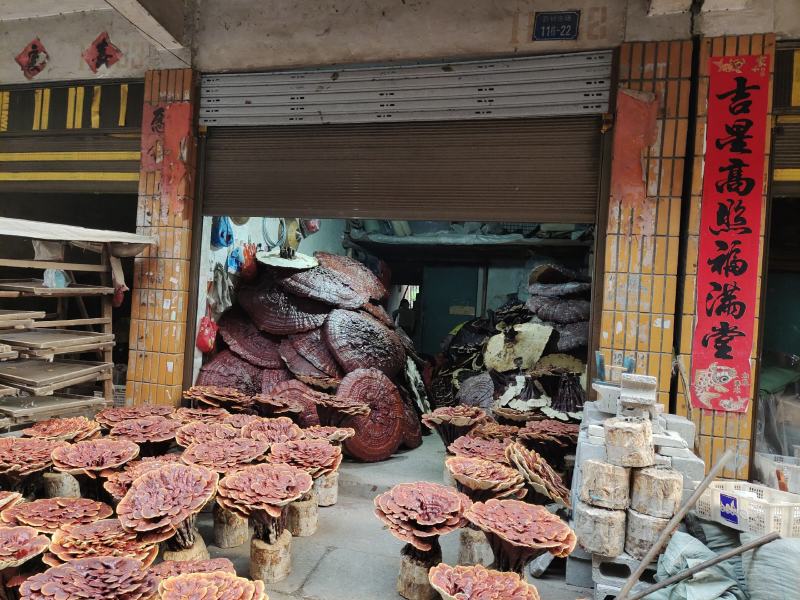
top-left (241, 242), bottom-right (258, 281)
top-left (196, 313), bottom-right (218, 354)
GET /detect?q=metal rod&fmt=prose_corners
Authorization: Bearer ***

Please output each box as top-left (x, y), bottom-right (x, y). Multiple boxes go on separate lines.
top-left (616, 448), bottom-right (734, 600)
top-left (626, 531), bottom-right (780, 600)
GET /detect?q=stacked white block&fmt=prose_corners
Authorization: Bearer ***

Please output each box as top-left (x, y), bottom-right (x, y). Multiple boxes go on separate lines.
top-left (605, 417), bottom-right (655, 468)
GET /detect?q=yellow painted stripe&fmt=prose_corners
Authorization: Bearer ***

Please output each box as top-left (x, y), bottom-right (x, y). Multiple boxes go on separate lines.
top-left (793, 50), bottom-right (800, 107)
top-left (66, 87), bottom-right (75, 129)
top-left (119, 83), bottom-right (128, 127)
top-left (0, 92), bottom-right (8, 132)
top-left (32, 89), bottom-right (42, 131)
top-left (0, 172), bottom-right (139, 182)
top-left (91, 86), bottom-right (101, 128)
top-left (774, 169), bottom-right (800, 181)
top-left (74, 87), bottom-right (85, 129)
top-left (41, 88), bottom-right (50, 130)
top-left (0, 151), bottom-right (140, 162)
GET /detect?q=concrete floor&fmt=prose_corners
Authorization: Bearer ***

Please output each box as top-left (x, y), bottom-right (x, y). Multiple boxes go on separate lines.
top-left (196, 435), bottom-right (593, 600)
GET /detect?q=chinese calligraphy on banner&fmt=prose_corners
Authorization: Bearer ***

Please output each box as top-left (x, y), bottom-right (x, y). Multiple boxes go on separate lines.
top-left (691, 55), bottom-right (770, 413)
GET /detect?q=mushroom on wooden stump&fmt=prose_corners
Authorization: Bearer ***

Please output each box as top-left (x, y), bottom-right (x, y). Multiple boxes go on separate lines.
top-left (0, 438), bottom-right (67, 497)
top-left (158, 571), bottom-right (268, 600)
top-left (429, 563), bottom-right (541, 600)
top-left (1, 497), bottom-right (112, 533)
top-left (109, 416), bottom-right (180, 457)
top-left (216, 463), bottom-right (313, 583)
top-left (94, 405), bottom-right (175, 431)
top-left (43, 518), bottom-right (158, 567)
top-left (51, 438), bottom-right (139, 500)
top-left (374, 481), bottom-right (471, 600)
top-left (117, 463), bottom-right (218, 562)
top-left (21, 417), bottom-right (101, 443)
top-left (303, 426), bottom-right (354, 506)
top-left (102, 456), bottom-right (182, 504)
top-left (184, 385), bottom-right (256, 414)
top-left (505, 442), bottom-right (572, 508)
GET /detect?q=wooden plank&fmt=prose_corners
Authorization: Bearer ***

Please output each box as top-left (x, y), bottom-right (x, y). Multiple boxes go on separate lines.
top-left (0, 280), bottom-right (113, 296)
top-left (0, 292), bottom-right (20, 298)
top-left (18, 341), bottom-right (114, 359)
top-left (0, 350), bottom-right (18, 361)
top-left (2, 370), bottom-right (112, 396)
top-left (0, 359), bottom-right (111, 386)
top-left (0, 258), bottom-right (107, 273)
top-left (0, 329), bottom-right (114, 349)
top-left (0, 320), bottom-right (34, 330)
top-left (0, 310), bottom-right (46, 321)
top-left (0, 384), bottom-right (17, 397)
top-left (34, 317), bottom-right (111, 328)
top-left (0, 393), bottom-right (102, 418)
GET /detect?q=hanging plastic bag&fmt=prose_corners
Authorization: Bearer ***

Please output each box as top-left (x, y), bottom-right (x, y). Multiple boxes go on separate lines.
top-left (227, 246), bottom-right (244, 276)
top-left (241, 242), bottom-right (258, 281)
top-left (211, 216), bottom-right (234, 249)
top-left (207, 262), bottom-right (234, 321)
top-left (196, 309), bottom-right (218, 354)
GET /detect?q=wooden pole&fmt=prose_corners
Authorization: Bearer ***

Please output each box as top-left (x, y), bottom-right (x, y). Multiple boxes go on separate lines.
top-left (616, 448), bottom-right (734, 600)
top-left (626, 532), bottom-right (780, 600)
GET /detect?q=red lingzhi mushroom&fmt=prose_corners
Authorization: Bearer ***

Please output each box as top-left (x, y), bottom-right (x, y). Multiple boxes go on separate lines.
top-left (181, 438), bottom-right (269, 473)
top-left (448, 436), bottom-right (512, 465)
top-left (149, 557), bottom-right (236, 581)
top-left (268, 439), bottom-right (342, 481)
top-left (468, 423), bottom-right (520, 442)
top-left (0, 526), bottom-right (49, 569)
top-left (517, 420), bottom-right (579, 471)
top-left (445, 457), bottom-right (526, 502)
top-left (175, 422), bottom-right (241, 448)
top-left (21, 417), bottom-right (101, 442)
top-left (428, 563), bottom-right (541, 600)
top-left (44, 518), bottom-right (158, 567)
top-left (422, 406), bottom-right (490, 448)
top-left (0, 438), bottom-right (66, 493)
top-left (241, 417), bottom-right (304, 446)
top-left (0, 492), bottom-right (23, 513)
top-left (1, 498), bottom-right (112, 533)
top-left (102, 456), bottom-right (182, 503)
top-left (505, 442), bottom-right (571, 508)
top-left (302, 425), bottom-right (355, 445)
top-left (174, 407), bottom-right (231, 424)
top-left (109, 416), bottom-right (181, 456)
top-left (52, 439), bottom-right (139, 479)
top-left (184, 385), bottom-right (255, 413)
top-left (158, 571), bottom-right (267, 600)
top-left (94, 405), bottom-right (175, 429)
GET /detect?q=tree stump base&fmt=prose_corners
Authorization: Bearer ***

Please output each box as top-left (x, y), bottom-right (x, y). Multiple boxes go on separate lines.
top-left (457, 527), bottom-right (493, 567)
top-left (287, 492), bottom-right (318, 537)
top-left (161, 535), bottom-right (209, 562)
top-left (250, 530), bottom-right (292, 583)
top-left (42, 472), bottom-right (81, 498)
top-left (314, 471), bottom-right (339, 507)
top-left (398, 554), bottom-right (438, 600)
top-left (213, 503), bottom-right (249, 548)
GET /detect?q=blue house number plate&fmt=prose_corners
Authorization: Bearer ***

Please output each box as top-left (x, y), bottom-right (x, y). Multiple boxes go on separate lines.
top-left (533, 11), bottom-right (581, 41)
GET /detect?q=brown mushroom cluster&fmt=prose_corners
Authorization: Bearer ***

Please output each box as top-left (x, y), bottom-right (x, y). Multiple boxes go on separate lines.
top-left (52, 438), bottom-right (139, 479)
top-left (252, 393), bottom-right (302, 418)
top-left (428, 563), bottom-right (541, 600)
top-left (149, 557), bottom-right (236, 581)
top-left (445, 457), bottom-right (526, 502)
top-left (1, 497), bottom-right (113, 533)
top-left (174, 406), bottom-right (231, 424)
top-left (0, 526), bottom-right (49, 570)
top-left (184, 385), bottom-right (255, 412)
top-left (223, 414), bottom-right (262, 430)
top-left (103, 456), bottom-right (182, 502)
top-left (314, 394), bottom-right (370, 425)
top-left (20, 556), bottom-right (156, 600)
top-left (182, 438), bottom-right (269, 473)
top-left (268, 439), bottom-right (342, 480)
top-left (241, 417), bottom-right (304, 445)
top-left (21, 417), bottom-right (101, 442)
top-left (468, 423), bottom-right (520, 442)
top-left (0, 438), bottom-right (66, 484)
top-left (422, 406), bottom-right (490, 447)
top-left (95, 405), bottom-right (175, 429)
top-left (517, 420), bottom-right (579, 470)
top-left (158, 571), bottom-right (268, 600)
top-left (464, 499), bottom-right (576, 574)
top-left (45, 518), bottom-right (158, 567)
top-left (505, 442), bottom-right (571, 508)
top-left (175, 421), bottom-right (241, 447)
top-left (492, 406), bottom-right (539, 426)
top-left (109, 416), bottom-right (181, 444)
top-left (302, 425), bottom-right (355, 444)
top-left (117, 463), bottom-right (218, 544)
top-left (448, 436), bottom-right (512, 465)
top-left (217, 463), bottom-right (312, 543)
top-left (374, 481), bottom-right (471, 554)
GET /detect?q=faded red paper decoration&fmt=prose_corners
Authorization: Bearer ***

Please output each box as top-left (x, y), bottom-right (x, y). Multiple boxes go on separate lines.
top-left (15, 38), bottom-right (49, 79)
top-left (82, 32), bottom-right (122, 73)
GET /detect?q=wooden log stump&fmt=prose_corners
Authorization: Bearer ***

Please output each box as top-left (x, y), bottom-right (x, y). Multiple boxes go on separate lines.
top-left (213, 502), bottom-right (250, 548)
top-left (625, 508), bottom-right (670, 560)
top-left (604, 417), bottom-right (654, 467)
top-left (457, 527), bottom-right (493, 567)
top-left (42, 472), bottom-right (81, 498)
top-left (631, 466), bottom-right (683, 518)
top-left (398, 542), bottom-right (442, 600)
top-left (579, 459), bottom-right (631, 509)
top-left (250, 529), bottom-right (292, 583)
top-left (574, 500), bottom-right (626, 557)
top-left (314, 471), bottom-right (339, 507)
top-left (287, 491), bottom-right (318, 537)
top-left (161, 534), bottom-right (209, 562)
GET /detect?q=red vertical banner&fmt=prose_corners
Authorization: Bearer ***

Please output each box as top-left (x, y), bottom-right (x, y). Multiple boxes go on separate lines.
top-left (690, 55), bottom-right (770, 413)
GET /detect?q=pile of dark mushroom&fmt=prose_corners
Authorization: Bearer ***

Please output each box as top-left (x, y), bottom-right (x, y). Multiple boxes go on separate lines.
top-left (195, 251), bottom-right (427, 462)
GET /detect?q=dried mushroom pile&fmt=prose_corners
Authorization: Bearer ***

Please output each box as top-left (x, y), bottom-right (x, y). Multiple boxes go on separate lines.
top-left (195, 251), bottom-right (428, 462)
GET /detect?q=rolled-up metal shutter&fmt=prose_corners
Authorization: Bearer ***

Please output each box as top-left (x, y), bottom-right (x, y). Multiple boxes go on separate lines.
top-left (200, 51), bottom-right (609, 222)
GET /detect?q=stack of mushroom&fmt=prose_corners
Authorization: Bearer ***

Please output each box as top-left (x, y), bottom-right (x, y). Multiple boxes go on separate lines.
top-left (51, 438), bottom-right (139, 500)
top-left (0, 438), bottom-right (66, 494)
top-left (20, 557), bottom-right (157, 600)
top-left (216, 463), bottom-right (313, 583)
top-left (374, 481), bottom-right (471, 600)
top-left (0, 525), bottom-right (49, 593)
top-left (429, 563), bottom-right (541, 600)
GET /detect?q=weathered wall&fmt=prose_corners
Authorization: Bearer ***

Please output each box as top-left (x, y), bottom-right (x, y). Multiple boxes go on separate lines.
top-left (0, 10), bottom-right (187, 84)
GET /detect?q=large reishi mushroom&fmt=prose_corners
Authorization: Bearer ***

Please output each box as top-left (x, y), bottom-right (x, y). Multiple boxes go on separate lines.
top-left (302, 425), bottom-right (355, 445)
top-left (277, 265), bottom-right (368, 309)
top-left (21, 417), bottom-right (101, 442)
top-left (428, 563), bottom-right (541, 600)
top-left (468, 423), bottom-right (520, 442)
top-left (335, 368), bottom-right (405, 462)
top-left (1, 498), bottom-right (112, 533)
top-left (52, 438), bottom-right (139, 479)
top-left (464, 499), bottom-right (576, 575)
top-left (94, 405), bottom-right (175, 429)
top-left (260, 368), bottom-right (294, 395)
top-left (492, 407), bottom-right (539, 427)
top-left (117, 463), bottom-right (218, 548)
top-left (149, 557), bottom-right (236, 581)
top-left (422, 406), bottom-right (490, 448)
top-left (44, 518), bottom-right (158, 568)
top-left (0, 438), bottom-right (66, 492)
top-left (0, 526), bottom-right (49, 569)
top-left (241, 417), bottom-right (304, 445)
top-left (20, 556), bottom-right (156, 600)
top-left (289, 328), bottom-right (344, 379)
top-left (173, 406), bottom-right (230, 424)
top-left (158, 571), bottom-right (268, 600)
top-left (183, 385), bottom-right (254, 413)
top-left (517, 420), bottom-right (579, 471)
top-left (109, 416), bottom-right (180, 456)
top-left (504, 443), bottom-right (571, 508)
top-left (216, 463), bottom-right (312, 544)
top-left (181, 438), bottom-right (269, 473)
top-left (278, 339), bottom-right (340, 390)
top-left (314, 394), bottom-right (370, 426)
top-left (265, 380), bottom-right (325, 427)
top-left (448, 436), bottom-right (512, 466)
top-left (102, 456), bottom-right (182, 503)
top-left (268, 439), bottom-right (342, 481)
top-left (324, 309), bottom-right (405, 377)
top-left (175, 422), bottom-right (241, 447)
top-left (195, 350), bottom-right (263, 396)
top-left (218, 306), bottom-right (284, 369)
top-left (445, 457), bottom-right (526, 502)
top-left (239, 284), bottom-right (328, 336)
top-left (251, 394), bottom-right (303, 420)
top-left (314, 251), bottom-right (387, 302)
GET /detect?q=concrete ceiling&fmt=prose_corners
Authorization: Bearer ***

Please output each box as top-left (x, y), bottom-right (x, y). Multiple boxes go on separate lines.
top-left (0, 0), bottom-right (110, 22)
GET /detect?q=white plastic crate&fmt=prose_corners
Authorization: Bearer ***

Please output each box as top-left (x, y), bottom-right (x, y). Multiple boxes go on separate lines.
top-left (694, 480), bottom-right (800, 537)
top-left (754, 452), bottom-right (800, 494)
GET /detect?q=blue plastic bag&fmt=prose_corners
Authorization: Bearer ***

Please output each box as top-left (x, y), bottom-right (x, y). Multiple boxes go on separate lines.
top-left (227, 246), bottom-right (244, 275)
top-left (211, 216), bottom-right (234, 249)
